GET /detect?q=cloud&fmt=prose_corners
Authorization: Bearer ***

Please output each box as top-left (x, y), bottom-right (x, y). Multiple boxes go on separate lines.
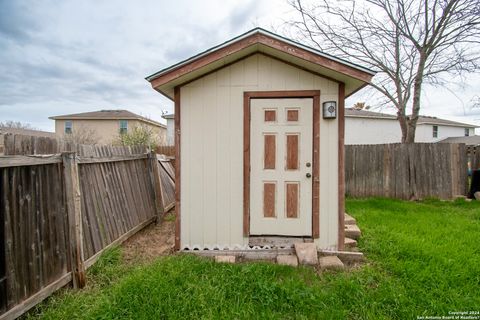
top-left (0, 0), bottom-right (38, 41)
top-left (2, 0), bottom-right (478, 134)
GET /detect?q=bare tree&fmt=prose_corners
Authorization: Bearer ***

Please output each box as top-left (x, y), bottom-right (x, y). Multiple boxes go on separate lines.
top-left (289, 0), bottom-right (480, 142)
top-left (64, 126), bottom-right (100, 145)
top-left (0, 120), bottom-right (37, 130)
top-left (353, 102), bottom-right (371, 110)
top-left (471, 95), bottom-right (480, 109)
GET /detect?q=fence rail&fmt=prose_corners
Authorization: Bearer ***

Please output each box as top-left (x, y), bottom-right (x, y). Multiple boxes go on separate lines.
top-left (345, 143), bottom-right (468, 200)
top-left (0, 146), bottom-right (164, 319)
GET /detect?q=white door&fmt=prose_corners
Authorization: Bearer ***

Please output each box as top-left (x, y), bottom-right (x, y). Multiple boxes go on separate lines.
top-left (250, 98), bottom-right (313, 236)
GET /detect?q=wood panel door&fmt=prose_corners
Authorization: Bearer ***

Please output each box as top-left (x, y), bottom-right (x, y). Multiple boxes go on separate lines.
top-left (249, 98), bottom-right (313, 236)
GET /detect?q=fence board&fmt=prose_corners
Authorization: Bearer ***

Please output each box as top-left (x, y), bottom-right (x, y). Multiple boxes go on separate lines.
top-left (78, 158), bottom-right (156, 260)
top-left (345, 143), bottom-right (468, 200)
top-left (156, 155), bottom-right (175, 211)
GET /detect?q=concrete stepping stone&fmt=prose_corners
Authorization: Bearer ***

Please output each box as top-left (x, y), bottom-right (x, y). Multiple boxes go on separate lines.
top-left (345, 224), bottom-right (361, 240)
top-left (345, 213), bottom-right (356, 225)
top-left (318, 256), bottom-right (345, 271)
top-left (344, 237), bottom-right (357, 248)
top-left (215, 255), bottom-right (236, 263)
top-left (276, 255), bottom-right (298, 267)
top-left (294, 243), bottom-right (318, 265)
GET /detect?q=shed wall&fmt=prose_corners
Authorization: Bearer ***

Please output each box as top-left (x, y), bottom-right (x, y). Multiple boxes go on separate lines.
top-left (180, 54), bottom-right (339, 250)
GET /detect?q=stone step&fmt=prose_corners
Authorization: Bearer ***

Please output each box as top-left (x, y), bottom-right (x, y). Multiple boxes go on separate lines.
top-left (276, 255), bottom-right (298, 267)
top-left (345, 213), bottom-right (356, 225)
top-left (215, 255), bottom-right (236, 263)
top-left (345, 224), bottom-right (361, 240)
top-left (294, 243), bottom-right (318, 265)
top-left (318, 256), bottom-right (344, 271)
top-left (344, 237), bottom-right (357, 248)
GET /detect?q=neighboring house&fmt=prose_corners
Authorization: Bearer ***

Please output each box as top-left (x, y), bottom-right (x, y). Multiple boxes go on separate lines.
top-left (161, 113), bottom-right (175, 145)
top-left (0, 127), bottom-right (56, 155)
top-left (345, 108), bottom-right (478, 145)
top-left (49, 110), bottom-right (167, 145)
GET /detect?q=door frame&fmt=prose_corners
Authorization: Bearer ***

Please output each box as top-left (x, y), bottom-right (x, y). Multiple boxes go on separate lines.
top-left (243, 90), bottom-right (321, 238)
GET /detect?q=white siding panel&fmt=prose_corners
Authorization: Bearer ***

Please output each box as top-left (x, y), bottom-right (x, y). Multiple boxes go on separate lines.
top-left (215, 79), bottom-right (231, 248)
top-left (180, 54), bottom-right (340, 249)
top-left (316, 93), bottom-right (339, 250)
top-left (202, 74), bottom-right (218, 246)
top-left (229, 86), bottom-right (247, 247)
top-left (345, 118), bottom-right (402, 145)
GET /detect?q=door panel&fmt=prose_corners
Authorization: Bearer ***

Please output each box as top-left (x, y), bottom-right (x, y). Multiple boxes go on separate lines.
top-left (250, 98), bottom-right (313, 236)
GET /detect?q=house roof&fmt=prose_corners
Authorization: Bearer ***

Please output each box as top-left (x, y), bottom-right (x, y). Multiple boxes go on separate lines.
top-left (146, 28), bottom-right (376, 100)
top-left (345, 108), bottom-right (478, 128)
top-left (438, 135), bottom-right (480, 146)
top-left (345, 108), bottom-right (397, 120)
top-left (49, 110), bottom-right (166, 128)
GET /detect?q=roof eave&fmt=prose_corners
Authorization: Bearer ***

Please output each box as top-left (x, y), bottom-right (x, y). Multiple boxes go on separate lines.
top-left (146, 28), bottom-right (376, 97)
top-left (146, 28), bottom-right (375, 83)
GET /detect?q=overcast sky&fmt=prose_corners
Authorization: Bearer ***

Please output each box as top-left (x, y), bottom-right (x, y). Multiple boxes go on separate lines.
top-left (1, 0), bottom-right (479, 132)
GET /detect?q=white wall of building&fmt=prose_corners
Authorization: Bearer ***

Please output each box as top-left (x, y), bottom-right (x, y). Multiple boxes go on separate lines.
top-left (345, 117), bottom-right (402, 145)
top-left (415, 124), bottom-right (471, 143)
top-left (345, 117), bottom-right (473, 145)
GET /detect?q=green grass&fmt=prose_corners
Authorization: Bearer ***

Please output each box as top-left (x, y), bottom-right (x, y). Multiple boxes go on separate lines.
top-left (26, 198), bottom-right (480, 319)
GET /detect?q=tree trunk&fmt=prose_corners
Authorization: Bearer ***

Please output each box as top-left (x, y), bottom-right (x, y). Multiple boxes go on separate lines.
top-left (405, 53), bottom-right (427, 143)
top-left (398, 113), bottom-right (409, 143)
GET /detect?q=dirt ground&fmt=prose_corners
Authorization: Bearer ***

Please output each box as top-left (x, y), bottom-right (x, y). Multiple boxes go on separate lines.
top-left (122, 211), bottom-right (176, 264)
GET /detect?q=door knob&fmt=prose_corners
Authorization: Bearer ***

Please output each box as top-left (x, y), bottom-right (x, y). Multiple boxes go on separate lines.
top-left (306, 173), bottom-right (312, 178)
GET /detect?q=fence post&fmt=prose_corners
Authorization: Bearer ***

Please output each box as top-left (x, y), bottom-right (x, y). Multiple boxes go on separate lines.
top-left (62, 152), bottom-right (86, 289)
top-left (148, 151), bottom-right (164, 222)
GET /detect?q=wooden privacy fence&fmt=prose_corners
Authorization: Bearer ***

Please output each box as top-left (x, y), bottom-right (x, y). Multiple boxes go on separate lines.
top-left (0, 149), bottom-right (164, 319)
top-left (467, 146), bottom-right (480, 171)
top-left (155, 145), bottom-right (175, 157)
top-left (345, 143), bottom-right (468, 200)
top-left (1, 133), bottom-right (147, 156)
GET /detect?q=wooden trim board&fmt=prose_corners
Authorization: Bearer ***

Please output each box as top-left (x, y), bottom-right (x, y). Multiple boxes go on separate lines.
top-left (337, 83), bottom-right (346, 250)
top-left (149, 32), bottom-right (373, 90)
top-left (174, 86), bottom-right (181, 250)
top-left (243, 90), bottom-right (321, 238)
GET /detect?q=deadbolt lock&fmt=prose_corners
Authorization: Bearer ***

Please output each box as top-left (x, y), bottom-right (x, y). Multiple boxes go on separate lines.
top-left (306, 162), bottom-right (311, 167)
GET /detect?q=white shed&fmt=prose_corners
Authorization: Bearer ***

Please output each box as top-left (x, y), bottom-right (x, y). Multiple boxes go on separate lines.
top-left (146, 28), bottom-right (375, 251)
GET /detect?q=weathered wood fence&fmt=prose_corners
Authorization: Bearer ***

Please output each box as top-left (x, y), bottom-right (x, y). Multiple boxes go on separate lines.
top-left (155, 145), bottom-right (175, 157)
top-left (0, 146), bottom-right (165, 319)
top-left (345, 143), bottom-right (468, 200)
top-left (467, 146), bottom-right (480, 171)
top-left (1, 133), bottom-right (147, 157)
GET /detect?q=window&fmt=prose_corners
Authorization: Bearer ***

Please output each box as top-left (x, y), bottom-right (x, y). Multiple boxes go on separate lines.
top-left (465, 128), bottom-right (470, 137)
top-left (432, 125), bottom-right (438, 138)
top-left (119, 120), bottom-right (128, 134)
top-left (65, 121), bottom-right (72, 134)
